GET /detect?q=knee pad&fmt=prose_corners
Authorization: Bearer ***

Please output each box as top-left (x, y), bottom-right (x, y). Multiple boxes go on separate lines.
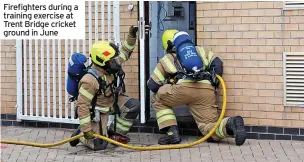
top-left (124, 98), bottom-right (140, 119)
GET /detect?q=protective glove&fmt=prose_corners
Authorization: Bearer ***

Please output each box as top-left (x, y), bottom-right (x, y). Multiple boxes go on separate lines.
top-left (128, 25), bottom-right (138, 38)
top-left (84, 130), bottom-right (95, 139)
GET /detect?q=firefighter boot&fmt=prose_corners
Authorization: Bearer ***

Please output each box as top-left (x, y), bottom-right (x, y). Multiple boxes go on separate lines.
top-left (158, 125), bottom-right (181, 145)
top-left (226, 116), bottom-right (246, 146)
top-left (69, 128), bottom-right (81, 147)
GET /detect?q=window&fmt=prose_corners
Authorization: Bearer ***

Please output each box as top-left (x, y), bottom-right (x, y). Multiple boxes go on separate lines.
top-left (283, 52), bottom-right (304, 107)
top-left (284, 1), bottom-right (304, 10)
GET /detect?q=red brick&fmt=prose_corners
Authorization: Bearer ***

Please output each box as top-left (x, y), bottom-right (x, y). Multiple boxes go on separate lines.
top-left (224, 75), bottom-right (243, 82)
top-left (258, 17), bottom-right (274, 23)
top-left (249, 24), bottom-right (265, 31)
top-left (223, 67), bottom-right (235, 74)
top-left (225, 60), bottom-right (243, 67)
top-left (228, 89), bottom-right (243, 96)
top-left (249, 9), bottom-right (266, 16)
top-left (291, 121), bottom-right (304, 128)
top-left (258, 31), bottom-right (274, 38)
top-left (204, 39), bottom-right (218, 45)
top-left (259, 90), bottom-right (275, 97)
top-left (274, 105), bottom-right (284, 111)
top-left (283, 24), bottom-right (299, 30)
top-left (235, 111), bottom-right (251, 117)
top-left (259, 119), bottom-right (276, 126)
top-left (235, 53), bottom-right (251, 60)
top-left (258, 2), bottom-right (274, 8)
top-left (227, 46), bottom-right (242, 52)
top-left (243, 103), bottom-right (258, 111)
top-left (243, 89), bottom-right (259, 96)
top-left (235, 96), bottom-right (251, 103)
top-left (284, 113), bottom-right (299, 120)
top-left (219, 10), bottom-right (234, 17)
top-left (276, 120), bottom-right (291, 127)
top-left (259, 104), bottom-right (275, 111)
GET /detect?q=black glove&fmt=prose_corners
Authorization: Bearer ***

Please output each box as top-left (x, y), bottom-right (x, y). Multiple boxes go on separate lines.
top-left (129, 26), bottom-right (138, 38)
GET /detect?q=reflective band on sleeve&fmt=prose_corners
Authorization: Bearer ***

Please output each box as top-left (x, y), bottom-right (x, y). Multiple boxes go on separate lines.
top-left (95, 106), bottom-right (110, 113)
top-left (79, 87), bottom-right (94, 100)
top-left (177, 79), bottom-right (211, 85)
top-left (208, 51), bottom-right (214, 63)
top-left (162, 55), bottom-right (177, 73)
top-left (153, 68), bottom-right (165, 83)
top-left (117, 116), bottom-right (133, 127)
top-left (119, 53), bottom-right (127, 61)
top-left (198, 47), bottom-right (209, 70)
top-left (123, 40), bottom-right (135, 51)
top-left (79, 115), bottom-right (91, 126)
top-left (156, 109), bottom-right (175, 119)
top-left (157, 115), bottom-right (176, 125)
top-left (116, 122), bottom-right (130, 132)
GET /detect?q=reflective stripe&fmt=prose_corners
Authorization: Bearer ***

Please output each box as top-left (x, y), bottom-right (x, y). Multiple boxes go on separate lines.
top-left (177, 79), bottom-right (211, 84)
top-left (117, 116), bottom-right (133, 127)
top-left (79, 87), bottom-right (94, 100)
top-left (197, 47), bottom-right (209, 70)
top-left (162, 55), bottom-right (177, 73)
top-left (156, 109), bottom-right (175, 119)
top-left (157, 115), bottom-right (176, 125)
top-left (215, 120), bottom-right (226, 138)
top-left (208, 51), bottom-right (214, 63)
top-left (79, 115), bottom-right (91, 126)
top-left (95, 106), bottom-right (110, 113)
top-left (119, 53), bottom-right (127, 61)
top-left (153, 68), bottom-right (165, 83)
top-left (123, 40), bottom-right (135, 51)
top-left (116, 122), bottom-right (130, 132)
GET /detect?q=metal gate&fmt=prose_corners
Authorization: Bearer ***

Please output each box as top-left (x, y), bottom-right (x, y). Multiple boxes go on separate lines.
top-left (16, 1), bottom-right (121, 124)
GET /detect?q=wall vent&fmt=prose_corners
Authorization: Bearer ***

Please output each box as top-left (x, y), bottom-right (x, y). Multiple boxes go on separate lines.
top-left (284, 1), bottom-right (304, 10)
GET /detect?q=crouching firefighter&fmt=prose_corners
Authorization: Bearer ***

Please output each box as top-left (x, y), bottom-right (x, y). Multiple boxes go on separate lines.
top-left (147, 29), bottom-right (247, 146)
top-left (66, 26), bottom-right (140, 151)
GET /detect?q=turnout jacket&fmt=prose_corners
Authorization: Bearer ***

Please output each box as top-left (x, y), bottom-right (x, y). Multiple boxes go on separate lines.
top-left (77, 34), bottom-right (136, 133)
top-left (147, 46), bottom-right (223, 93)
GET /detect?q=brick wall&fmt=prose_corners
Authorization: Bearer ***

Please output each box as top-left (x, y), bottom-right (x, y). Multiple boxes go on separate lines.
top-left (197, 1), bottom-right (304, 128)
top-left (0, 1), bottom-right (139, 117)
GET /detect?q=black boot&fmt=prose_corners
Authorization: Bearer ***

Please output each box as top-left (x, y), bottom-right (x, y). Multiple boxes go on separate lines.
top-left (158, 125), bottom-right (181, 145)
top-left (226, 116), bottom-right (246, 146)
top-left (69, 128), bottom-right (81, 147)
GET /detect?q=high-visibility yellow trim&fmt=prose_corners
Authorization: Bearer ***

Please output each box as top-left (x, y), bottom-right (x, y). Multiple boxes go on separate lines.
top-left (177, 79), bottom-right (211, 84)
top-left (123, 40), bottom-right (135, 51)
top-left (79, 116), bottom-right (91, 126)
top-left (95, 106), bottom-right (110, 113)
top-left (218, 119), bottom-right (226, 138)
top-left (153, 68), bottom-right (165, 83)
top-left (162, 55), bottom-right (177, 73)
top-left (119, 53), bottom-right (127, 62)
top-left (79, 87), bottom-right (94, 100)
top-left (117, 116), bottom-right (133, 127)
top-left (156, 109), bottom-right (175, 119)
top-left (157, 115), bottom-right (176, 125)
top-left (198, 47), bottom-right (209, 70)
top-left (116, 122), bottom-right (130, 132)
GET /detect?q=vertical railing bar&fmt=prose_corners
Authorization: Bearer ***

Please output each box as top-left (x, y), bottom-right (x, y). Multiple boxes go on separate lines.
top-left (35, 39), bottom-right (39, 116)
top-left (108, 1), bottom-right (111, 41)
top-left (77, 40), bottom-right (80, 53)
top-left (29, 40), bottom-right (33, 116)
top-left (89, 1), bottom-right (92, 64)
top-left (70, 39), bottom-right (74, 119)
top-left (52, 39), bottom-right (57, 118)
top-left (64, 39), bottom-right (68, 119)
top-left (16, 40), bottom-right (23, 121)
top-left (101, 1), bottom-right (105, 40)
top-left (41, 40), bottom-right (45, 117)
top-left (23, 40), bottom-right (27, 116)
top-left (113, 2), bottom-right (120, 46)
top-left (47, 40), bottom-right (51, 117)
top-left (95, 1), bottom-right (99, 43)
top-left (58, 39), bottom-right (62, 119)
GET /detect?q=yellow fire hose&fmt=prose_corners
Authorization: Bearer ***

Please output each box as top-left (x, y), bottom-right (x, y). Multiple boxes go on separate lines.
top-left (0, 75), bottom-right (226, 151)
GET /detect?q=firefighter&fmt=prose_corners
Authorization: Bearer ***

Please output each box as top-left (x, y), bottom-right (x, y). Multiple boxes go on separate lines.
top-left (147, 29), bottom-right (247, 146)
top-left (69, 26), bottom-right (140, 150)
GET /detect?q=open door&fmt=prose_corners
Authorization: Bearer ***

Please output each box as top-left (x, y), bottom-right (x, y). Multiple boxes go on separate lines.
top-left (138, 1), bottom-right (150, 124)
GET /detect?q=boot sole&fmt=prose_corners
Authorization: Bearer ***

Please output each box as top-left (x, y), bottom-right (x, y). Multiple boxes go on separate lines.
top-left (234, 116), bottom-right (246, 146)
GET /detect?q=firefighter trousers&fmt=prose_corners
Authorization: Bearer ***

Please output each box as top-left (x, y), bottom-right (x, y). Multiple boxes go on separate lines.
top-left (79, 94), bottom-right (140, 150)
top-left (151, 84), bottom-right (231, 141)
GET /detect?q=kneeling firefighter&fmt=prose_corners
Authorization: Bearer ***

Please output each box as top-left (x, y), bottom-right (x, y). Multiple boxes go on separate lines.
top-left (67, 26), bottom-right (140, 150)
top-left (147, 29), bottom-right (247, 146)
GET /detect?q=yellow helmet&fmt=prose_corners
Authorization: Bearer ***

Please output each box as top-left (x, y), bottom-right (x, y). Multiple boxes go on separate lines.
top-left (90, 41), bottom-right (119, 67)
top-left (162, 29), bottom-right (179, 50)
